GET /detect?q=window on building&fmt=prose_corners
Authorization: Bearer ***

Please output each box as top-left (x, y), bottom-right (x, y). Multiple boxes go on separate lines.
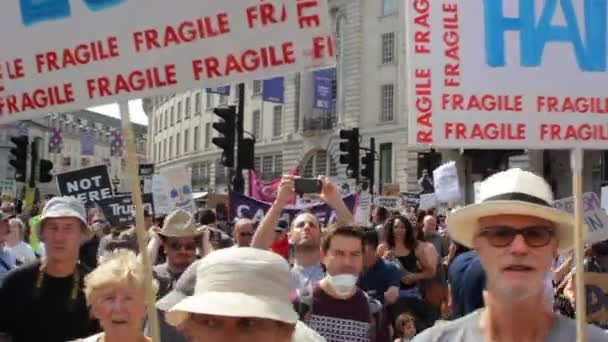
top-left (169, 136), bottom-right (173, 158)
top-left (185, 97), bottom-right (191, 118)
top-left (315, 151), bottom-right (327, 176)
top-left (184, 129), bottom-right (189, 153)
top-left (177, 102), bottom-right (182, 122)
top-left (205, 123), bottom-right (211, 149)
top-left (252, 110), bottom-right (261, 140)
top-left (170, 107), bottom-right (175, 126)
top-left (194, 126), bottom-right (200, 151)
top-left (380, 143), bottom-right (393, 184)
top-left (273, 106), bottom-right (282, 137)
top-left (274, 154), bottom-right (283, 175)
top-left (294, 73), bottom-right (301, 132)
top-left (163, 139), bottom-right (167, 160)
top-left (381, 32), bottom-right (395, 64)
top-left (253, 80), bottom-right (262, 95)
top-left (164, 111), bottom-right (168, 129)
top-left (303, 158), bottom-right (314, 178)
top-left (381, 84), bottom-right (395, 122)
top-left (195, 92), bottom-right (202, 114)
top-left (206, 92), bottom-right (213, 110)
top-left (154, 116), bottom-right (159, 134)
top-left (254, 157), bottom-right (261, 172)
top-left (262, 156), bottom-right (273, 178)
top-left (329, 156), bottom-right (338, 176)
top-left (153, 143), bottom-right (158, 162)
top-left (176, 133), bottom-right (181, 156)
top-left (383, 0), bottom-right (398, 15)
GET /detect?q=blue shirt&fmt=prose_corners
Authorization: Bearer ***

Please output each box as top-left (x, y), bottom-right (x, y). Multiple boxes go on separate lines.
top-left (359, 257), bottom-right (401, 303)
top-left (448, 251), bottom-right (486, 318)
top-left (0, 248), bottom-right (16, 286)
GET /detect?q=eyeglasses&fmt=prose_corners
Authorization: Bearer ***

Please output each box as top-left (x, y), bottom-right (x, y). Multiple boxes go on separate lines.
top-left (168, 241), bottom-right (198, 251)
top-left (478, 225), bottom-right (556, 248)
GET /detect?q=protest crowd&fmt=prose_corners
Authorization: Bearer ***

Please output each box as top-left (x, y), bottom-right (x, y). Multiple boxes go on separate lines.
top-left (0, 169), bottom-right (607, 342)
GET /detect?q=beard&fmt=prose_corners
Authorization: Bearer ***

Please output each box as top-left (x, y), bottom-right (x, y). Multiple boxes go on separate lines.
top-left (295, 238), bottom-right (320, 253)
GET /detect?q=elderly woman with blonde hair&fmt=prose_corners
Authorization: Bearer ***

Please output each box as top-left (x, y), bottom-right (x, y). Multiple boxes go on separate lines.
top-left (75, 250), bottom-right (156, 342)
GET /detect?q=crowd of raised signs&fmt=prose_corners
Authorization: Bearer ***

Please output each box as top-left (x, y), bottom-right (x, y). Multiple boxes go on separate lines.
top-left (0, 173), bottom-right (607, 342)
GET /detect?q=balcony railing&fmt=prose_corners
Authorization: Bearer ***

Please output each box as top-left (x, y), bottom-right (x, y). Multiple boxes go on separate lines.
top-left (302, 113), bottom-right (337, 133)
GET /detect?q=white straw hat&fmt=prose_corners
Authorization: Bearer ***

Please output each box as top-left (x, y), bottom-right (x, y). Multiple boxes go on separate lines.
top-left (167, 247), bottom-right (299, 327)
top-left (40, 196), bottom-right (88, 230)
top-left (447, 168), bottom-right (575, 252)
top-left (158, 209), bottom-right (200, 238)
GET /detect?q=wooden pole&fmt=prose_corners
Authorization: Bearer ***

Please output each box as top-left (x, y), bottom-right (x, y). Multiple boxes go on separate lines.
top-left (570, 148), bottom-right (586, 342)
top-left (119, 102), bottom-right (160, 342)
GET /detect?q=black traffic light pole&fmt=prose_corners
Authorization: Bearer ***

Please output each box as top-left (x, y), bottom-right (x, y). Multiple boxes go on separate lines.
top-left (233, 83), bottom-right (246, 193)
top-left (29, 138), bottom-right (40, 188)
top-left (366, 138), bottom-right (375, 196)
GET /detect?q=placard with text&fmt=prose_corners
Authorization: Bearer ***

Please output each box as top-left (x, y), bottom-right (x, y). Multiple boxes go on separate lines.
top-left (0, 0), bottom-right (335, 124)
top-left (406, 0), bottom-right (608, 149)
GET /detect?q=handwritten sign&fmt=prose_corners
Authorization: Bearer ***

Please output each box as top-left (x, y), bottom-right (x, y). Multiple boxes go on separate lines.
top-left (433, 161), bottom-right (461, 203)
top-left (419, 193), bottom-right (438, 211)
top-left (553, 192), bottom-right (608, 245)
top-left (0, 0), bottom-right (335, 124)
top-left (374, 196), bottom-right (402, 212)
top-left (585, 272), bottom-right (608, 328)
top-left (56, 165), bottom-right (113, 204)
top-left (406, 0), bottom-right (608, 149)
top-left (0, 179), bottom-right (17, 200)
top-left (354, 192), bottom-right (372, 225)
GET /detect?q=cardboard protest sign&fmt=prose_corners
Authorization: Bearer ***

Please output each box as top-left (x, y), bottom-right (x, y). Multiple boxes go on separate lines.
top-left (406, 0), bottom-right (608, 149)
top-left (354, 193), bottom-right (372, 225)
top-left (229, 192), bottom-right (357, 225)
top-left (0, 0), bottom-right (335, 124)
top-left (419, 193), bottom-right (438, 211)
top-left (97, 193), bottom-right (154, 227)
top-left (56, 165), bottom-right (113, 204)
top-left (382, 183), bottom-right (400, 196)
top-left (138, 163), bottom-right (154, 194)
top-left (0, 179), bottom-right (17, 200)
top-left (585, 272), bottom-right (608, 328)
top-left (553, 192), bottom-right (608, 245)
top-left (433, 161), bottom-right (461, 203)
top-left (152, 167), bottom-right (194, 215)
top-left (374, 196), bottom-right (402, 212)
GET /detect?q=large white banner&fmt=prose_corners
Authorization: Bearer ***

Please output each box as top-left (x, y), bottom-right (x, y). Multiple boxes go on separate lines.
top-left (406, 0), bottom-right (608, 149)
top-left (0, 0), bottom-right (335, 124)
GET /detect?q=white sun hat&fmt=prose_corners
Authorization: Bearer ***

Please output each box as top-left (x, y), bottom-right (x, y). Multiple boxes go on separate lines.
top-left (167, 247), bottom-right (299, 326)
top-left (40, 196), bottom-right (88, 230)
top-left (158, 209), bottom-right (201, 238)
top-left (447, 168), bottom-right (575, 252)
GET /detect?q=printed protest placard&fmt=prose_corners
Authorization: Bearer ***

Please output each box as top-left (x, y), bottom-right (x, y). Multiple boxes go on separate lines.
top-left (229, 192), bottom-right (356, 225)
top-left (585, 272), bottom-right (608, 328)
top-left (0, 179), bottom-right (17, 200)
top-left (97, 193), bottom-right (154, 227)
top-left (0, 0), bottom-right (335, 124)
top-left (553, 192), bottom-right (608, 245)
top-left (354, 193), bottom-right (372, 225)
top-left (433, 161), bottom-right (461, 203)
top-left (406, 0), bottom-right (608, 149)
top-left (401, 192), bottom-right (420, 208)
top-left (419, 193), bottom-right (438, 211)
top-left (374, 196), bottom-right (402, 212)
top-left (56, 165), bottom-right (113, 204)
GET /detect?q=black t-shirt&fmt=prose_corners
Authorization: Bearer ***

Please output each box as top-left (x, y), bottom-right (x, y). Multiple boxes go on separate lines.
top-left (0, 262), bottom-right (100, 342)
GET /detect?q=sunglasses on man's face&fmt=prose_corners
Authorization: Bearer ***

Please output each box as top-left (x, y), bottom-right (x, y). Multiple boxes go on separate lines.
top-left (478, 225), bottom-right (555, 248)
top-left (168, 241), bottom-right (198, 251)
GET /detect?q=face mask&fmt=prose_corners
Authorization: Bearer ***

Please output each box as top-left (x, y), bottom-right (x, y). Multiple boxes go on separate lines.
top-left (326, 274), bottom-right (358, 297)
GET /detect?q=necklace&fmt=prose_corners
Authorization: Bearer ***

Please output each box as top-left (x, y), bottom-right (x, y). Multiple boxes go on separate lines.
top-left (34, 260), bottom-right (80, 310)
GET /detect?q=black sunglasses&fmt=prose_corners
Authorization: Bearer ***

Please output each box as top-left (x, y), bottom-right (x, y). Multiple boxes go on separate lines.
top-left (168, 241), bottom-right (198, 251)
top-left (478, 225), bottom-right (555, 248)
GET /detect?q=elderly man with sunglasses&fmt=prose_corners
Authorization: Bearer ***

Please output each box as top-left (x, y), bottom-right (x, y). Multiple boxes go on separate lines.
top-left (413, 169), bottom-right (606, 342)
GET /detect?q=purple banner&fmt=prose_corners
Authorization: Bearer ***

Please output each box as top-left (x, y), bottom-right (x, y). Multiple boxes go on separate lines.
top-left (229, 192), bottom-right (357, 226)
top-left (206, 86), bottom-right (231, 96)
top-left (262, 77), bottom-right (284, 103)
top-left (80, 129), bottom-right (96, 156)
top-left (312, 68), bottom-right (335, 110)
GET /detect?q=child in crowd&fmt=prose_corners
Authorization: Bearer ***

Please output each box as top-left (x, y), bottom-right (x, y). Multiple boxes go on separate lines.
top-left (394, 312), bottom-right (417, 342)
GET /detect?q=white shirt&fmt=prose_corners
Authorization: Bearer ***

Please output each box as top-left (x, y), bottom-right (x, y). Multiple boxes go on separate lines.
top-left (6, 241), bottom-right (36, 265)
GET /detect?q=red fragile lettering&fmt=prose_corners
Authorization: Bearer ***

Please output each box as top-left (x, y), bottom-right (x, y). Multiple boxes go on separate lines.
top-left (297, 0), bottom-right (320, 28)
top-left (133, 14), bottom-right (230, 52)
top-left (444, 122), bottom-right (526, 140)
top-left (35, 37), bottom-right (119, 74)
top-left (246, 1), bottom-right (287, 28)
top-left (312, 35), bottom-right (335, 59)
top-left (192, 42), bottom-right (296, 80)
top-left (415, 68), bottom-right (433, 143)
top-left (537, 96), bottom-right (608, 114)
top-left (0, 65), bottom-right (4, 93)
top-left (413, 0), bottom-right (431, 54)
top-left (0, 83), bottom-right (75, 115)
top-left (3, 58), bottom-right (25, 80)
top-left (441, 93), bottom-right (523, 112)
top-left (442, 3), bottom-right (460, 87)
top-left (540, 123), bottom-right (608, 141)
top-left (86, 64), bottom-right (177, 99)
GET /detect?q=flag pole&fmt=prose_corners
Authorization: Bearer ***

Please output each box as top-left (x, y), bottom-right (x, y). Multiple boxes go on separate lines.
top-left (570, 148), bottom-right (586, 342)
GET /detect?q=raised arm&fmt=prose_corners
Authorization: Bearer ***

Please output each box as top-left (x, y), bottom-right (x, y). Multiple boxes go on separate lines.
top-left (251, 176), bottom-right (295, 250)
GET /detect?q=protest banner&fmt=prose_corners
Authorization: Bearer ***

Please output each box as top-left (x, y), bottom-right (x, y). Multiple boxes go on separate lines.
top-left (138, 163), bottom-right (154, 194)
top-left (374, 196), bottom-right (402, 212)
top-left (56, 165), bottom-right (113, 204)
top-left (382, 183), bottom-right (400, 196)
top-left (0, 179), bottom-right (17, 200)
top-left (229, 192), bottom-right (357, 225)
top-left (152, 167), bottom-right (194, 214)
top-left (553, 192), bottom-right (608, 246)
top-left (406, 0), bottom-right (608, 150)
top-left (401, 192), bottom-right (420, 208)
top-left (0, 0), bottom-right (335, 124)
top-left (354, 192), bottom-right (372, 225)
top-left (419, 193), bottom-right (438, 211)
top-left (433, 161), bottom-right (461, 203)
top-left (585, 272), bottom-right (608, 329)
top-left (97, 193), bottom-right (154, 227)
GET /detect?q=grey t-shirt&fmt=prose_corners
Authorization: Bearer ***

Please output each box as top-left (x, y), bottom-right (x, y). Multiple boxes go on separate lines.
top-left (412, 310), bottom-right (607, 342)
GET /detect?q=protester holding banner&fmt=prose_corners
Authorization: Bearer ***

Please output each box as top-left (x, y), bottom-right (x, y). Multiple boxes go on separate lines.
top-left (413, 169), bottom-right (607, 341)
top-left (0, 197), bottom-right (100, 342)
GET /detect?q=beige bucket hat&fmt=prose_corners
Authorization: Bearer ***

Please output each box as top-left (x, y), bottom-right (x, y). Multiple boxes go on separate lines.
top-left (157, 209), bottom-right (201, 238)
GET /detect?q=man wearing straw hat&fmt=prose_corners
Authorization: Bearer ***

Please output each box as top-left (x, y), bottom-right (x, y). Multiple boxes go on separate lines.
top-left (413, 169), bottom-right (606, 341)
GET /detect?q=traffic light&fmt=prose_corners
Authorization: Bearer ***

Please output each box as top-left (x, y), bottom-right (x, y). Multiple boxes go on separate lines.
top-left (238, 137), bottom-right (255, 170)
top-left (361, 151), bottom-right (374, 180)
top-left (39, 159), bottom-right (54, 183)
top-left (9, 136), bottom-right (28, 183)
top-left (338, 128), bottom-right (359, 179)
top-left (212, 106), bottom-right (236, 168)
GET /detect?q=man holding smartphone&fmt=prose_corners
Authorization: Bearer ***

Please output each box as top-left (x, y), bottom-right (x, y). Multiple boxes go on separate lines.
top-left (252, 175), bottom-right (354, 293)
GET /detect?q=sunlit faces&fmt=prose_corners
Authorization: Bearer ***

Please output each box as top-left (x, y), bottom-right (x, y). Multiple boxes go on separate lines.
top-left (474, 214), bottom-right (558, 301)
top-left (233, 220), bottom-right (254, 247)
top-left (163, 236), bottom-right (199, 270)
top-left (90, 285), bottom-right (147, 333)
top-left (290, 213), bottom-right (321, 248)
top-left (182, 314), bottom-right (294, 342)
top-left (40, 217), bottom-right (87, 263)
top-left (392, 218), bottom-right (407, 239)
top-left (323, 235), bottom-right (363, 277)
